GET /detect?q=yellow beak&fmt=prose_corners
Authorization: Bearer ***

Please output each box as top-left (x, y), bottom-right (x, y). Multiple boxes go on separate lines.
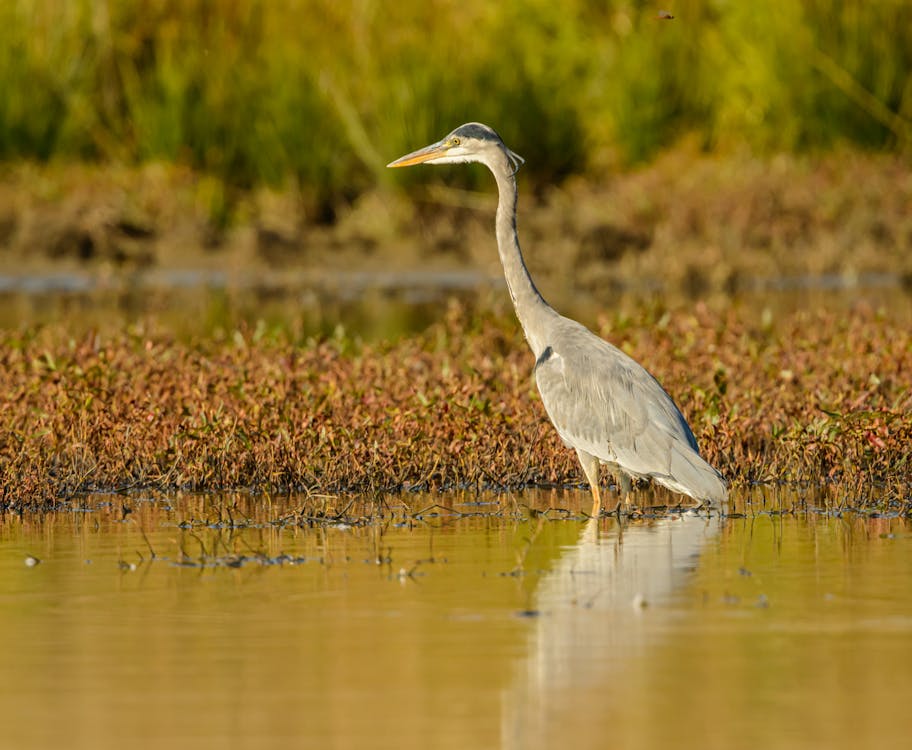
top-left (386, 140), bottom-right (448, 168)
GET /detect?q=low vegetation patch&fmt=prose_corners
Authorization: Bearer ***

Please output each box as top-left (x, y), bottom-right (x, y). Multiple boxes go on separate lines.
top-left (1, 301), bottom-right (910, 512)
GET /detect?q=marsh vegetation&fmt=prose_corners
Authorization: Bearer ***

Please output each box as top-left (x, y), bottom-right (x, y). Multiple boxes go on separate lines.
top-left (2, 299), bottom-right (910, 512)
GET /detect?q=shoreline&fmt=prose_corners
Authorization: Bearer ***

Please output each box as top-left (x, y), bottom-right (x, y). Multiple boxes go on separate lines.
top-left (2, 146), bottom-right (910, 296)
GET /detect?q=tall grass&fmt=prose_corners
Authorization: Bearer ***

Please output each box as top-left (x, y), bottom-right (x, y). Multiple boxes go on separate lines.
top-left (0, 0), bottom-right (909, 203)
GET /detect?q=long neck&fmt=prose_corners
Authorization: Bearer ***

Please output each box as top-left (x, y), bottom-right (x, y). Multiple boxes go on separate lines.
top-left (491, 159), bottom-right (556, 357)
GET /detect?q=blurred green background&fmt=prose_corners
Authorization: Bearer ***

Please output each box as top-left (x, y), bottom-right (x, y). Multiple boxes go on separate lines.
top-left (1, 0), bottom-right (910, 208)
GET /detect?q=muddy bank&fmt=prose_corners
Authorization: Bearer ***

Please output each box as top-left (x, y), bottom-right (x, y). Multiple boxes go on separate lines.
top-left (2, 147), bottom-right (911, 298)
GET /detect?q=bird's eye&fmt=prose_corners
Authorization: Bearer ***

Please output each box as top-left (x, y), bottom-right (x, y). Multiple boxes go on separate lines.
top-left (451, 137), bottom-right (460, 146)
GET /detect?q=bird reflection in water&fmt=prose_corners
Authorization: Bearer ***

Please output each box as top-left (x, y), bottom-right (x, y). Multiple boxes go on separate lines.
top-left (500, 511), bottom-right (719, 749)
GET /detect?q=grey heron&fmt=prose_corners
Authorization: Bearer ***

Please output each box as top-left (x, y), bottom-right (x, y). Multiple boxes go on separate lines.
top-left (388, 122), bottom-right (727, 513)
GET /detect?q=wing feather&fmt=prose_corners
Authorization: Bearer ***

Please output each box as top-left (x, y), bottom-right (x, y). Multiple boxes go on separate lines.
top-left (534, 317), bottom-right (726, 503)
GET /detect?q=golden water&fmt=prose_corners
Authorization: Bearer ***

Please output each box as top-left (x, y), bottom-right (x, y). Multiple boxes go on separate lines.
top-left (1, 492), bottom-right (910, 750)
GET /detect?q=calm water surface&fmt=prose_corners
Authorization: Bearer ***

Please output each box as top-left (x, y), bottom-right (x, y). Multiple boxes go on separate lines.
top-left (1, 491), bottom-right (910, 750)
top-left (3, 271), bottom-right (911, 340)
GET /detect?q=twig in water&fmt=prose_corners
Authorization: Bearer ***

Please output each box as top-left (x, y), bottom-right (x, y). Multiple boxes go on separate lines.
top-left (139, 527), bottom-right (157, 560)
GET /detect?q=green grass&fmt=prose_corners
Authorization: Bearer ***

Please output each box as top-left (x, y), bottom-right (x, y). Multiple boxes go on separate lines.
top-left (0, 0), bottom-right (909, 208)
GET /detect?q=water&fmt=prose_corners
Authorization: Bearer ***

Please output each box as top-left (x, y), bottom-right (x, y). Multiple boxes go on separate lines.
top-left (2, 269), bottom-right (910, 340)
top-left (2, 491), bottom-right (910, 750)
top-left (0, 269), bottom-right (503, 339)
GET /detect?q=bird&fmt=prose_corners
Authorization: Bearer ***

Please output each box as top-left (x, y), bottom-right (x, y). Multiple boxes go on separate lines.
top-left (387, 122), bottom-right (727, 513)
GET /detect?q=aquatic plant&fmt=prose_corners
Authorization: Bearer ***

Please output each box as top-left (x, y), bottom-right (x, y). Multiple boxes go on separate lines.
top-left (1, 302), bottom-right (909, 512)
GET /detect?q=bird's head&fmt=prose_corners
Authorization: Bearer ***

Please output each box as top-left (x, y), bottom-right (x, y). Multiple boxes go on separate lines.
top-left (387, 122), bottom-right (524, 174)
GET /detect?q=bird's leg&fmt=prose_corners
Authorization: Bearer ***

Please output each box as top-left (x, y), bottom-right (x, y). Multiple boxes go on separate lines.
top-left (590, 481), bottom-right (602, 518)
top-left (575, 449), bottom-right (601, 517)
top-left (604, 468), bottom-right (631, 514)
top-left (619, 472), bottom-right (634, 509)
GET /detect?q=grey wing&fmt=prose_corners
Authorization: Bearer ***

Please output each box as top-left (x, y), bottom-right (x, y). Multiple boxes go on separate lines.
top-left (534, 320), bottom-right (727, 503)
